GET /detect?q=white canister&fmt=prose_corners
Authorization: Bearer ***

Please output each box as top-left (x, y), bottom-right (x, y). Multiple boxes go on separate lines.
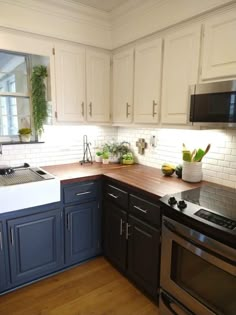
top-left (182, 161), bottom-right (202, 183)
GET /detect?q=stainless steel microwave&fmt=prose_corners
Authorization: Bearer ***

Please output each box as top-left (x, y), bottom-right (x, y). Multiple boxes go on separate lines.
top-left (190, 80), bottom-right (236, 126)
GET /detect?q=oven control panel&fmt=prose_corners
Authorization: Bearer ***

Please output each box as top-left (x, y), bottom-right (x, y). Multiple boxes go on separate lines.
top-left (195, 209), bottom-right (236, 230)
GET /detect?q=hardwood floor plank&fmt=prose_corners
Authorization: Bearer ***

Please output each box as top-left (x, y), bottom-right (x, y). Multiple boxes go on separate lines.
top-left (0, 257), bottom-right (159, 315)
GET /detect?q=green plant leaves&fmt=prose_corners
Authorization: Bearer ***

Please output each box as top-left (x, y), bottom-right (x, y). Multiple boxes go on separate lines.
top-left (31, 65), bottom-right (48, 137)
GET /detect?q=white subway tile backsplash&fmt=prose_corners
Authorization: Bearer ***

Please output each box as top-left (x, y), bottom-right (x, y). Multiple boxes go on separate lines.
top-left (1, 124), bottom-right (236, 189)
top-left (117, 127), bottom-right (236, 189)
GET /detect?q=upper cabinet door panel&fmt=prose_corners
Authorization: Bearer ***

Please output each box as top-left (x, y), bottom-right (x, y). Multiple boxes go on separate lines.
top-left (161, 25), bottom-right (201, 124)
top-left (55, 43), bottom-right (86, 122)
top-left (134, 38), bottom-right (162, 123)
top-left (113, 48), bottom-right (134, 123)
top-left (86, 50), bottom-right (110, 123)
top-left (201, 9), bottom-right (236, 80)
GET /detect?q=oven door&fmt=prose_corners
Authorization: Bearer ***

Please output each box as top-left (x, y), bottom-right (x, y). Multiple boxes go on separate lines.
top-left (161, 216), bottom-right (236, 315)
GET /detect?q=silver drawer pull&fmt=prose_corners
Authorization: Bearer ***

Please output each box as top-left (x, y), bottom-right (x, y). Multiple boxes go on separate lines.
top-left (134, 205), bottom-right (147, 214)
top-left (0, 231), bottom-right (2, 251)
top-left (126, 223), bottom-right (131, 240)
top-left (76, 191), bottom-right (91, 196)
top-left (108, 193), bottom-right (118, 199)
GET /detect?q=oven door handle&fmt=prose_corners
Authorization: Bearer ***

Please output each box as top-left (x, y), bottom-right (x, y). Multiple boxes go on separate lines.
top-left (161, 292), bottom-right (194, 315)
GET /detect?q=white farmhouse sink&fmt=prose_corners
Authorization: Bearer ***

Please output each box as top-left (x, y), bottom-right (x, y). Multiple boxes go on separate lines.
top-left (0, 167), bottom-right (60, 213)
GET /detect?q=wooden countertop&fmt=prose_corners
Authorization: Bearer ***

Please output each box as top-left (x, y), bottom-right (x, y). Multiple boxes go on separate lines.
top-left (42, 163), bottom-right (204, 198)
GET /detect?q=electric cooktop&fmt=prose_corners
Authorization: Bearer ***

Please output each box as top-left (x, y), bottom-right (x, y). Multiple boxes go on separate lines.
top-left (160, 183), bottom-right (236, 247)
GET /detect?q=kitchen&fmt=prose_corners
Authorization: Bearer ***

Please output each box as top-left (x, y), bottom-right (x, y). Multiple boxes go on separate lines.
top-left (0, 0), bottom-right (235, 314)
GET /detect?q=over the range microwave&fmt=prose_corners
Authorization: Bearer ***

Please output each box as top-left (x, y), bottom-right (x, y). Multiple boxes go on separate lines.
top-left (190, 80), bottom-right (236, 126)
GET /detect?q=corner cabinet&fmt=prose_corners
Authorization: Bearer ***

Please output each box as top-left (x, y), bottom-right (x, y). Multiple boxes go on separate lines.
top-left (54, 43), bottom-right (86, 122)
top-left (161, 25), bottom-right (201, 124)
top-left (54, 44), bottom-right (111, 123)
top-left (134, 38), bottom-right (162, 124)
top-left (201, 9), bottom-right (236, 80)
top-left (86, 50), bottom-right (111, 123)
top-left (7, 207), bottom-right (63, 287)
top-left (112, 48), bottom-right (134, 123)
top-left (0, 222), bottom-right (7, 292)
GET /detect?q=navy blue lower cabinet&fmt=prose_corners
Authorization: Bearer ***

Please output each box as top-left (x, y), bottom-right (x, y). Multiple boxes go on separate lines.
top-left (65, 201), bottom-right (101, 265)
top-left (7, 208), bottom-right (63, 286)
top-left (127, 215), bottom-right (160, 298)
top-left (0, 222), bottom-right (7, 292)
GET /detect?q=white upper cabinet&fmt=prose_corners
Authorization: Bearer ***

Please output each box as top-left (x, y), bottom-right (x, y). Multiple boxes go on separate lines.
top-left (201, 9), bottom-right (236, 80)
top-left (161, 25), bottom-right (201, 124)
top-left (134, 38), bottom-right (162, 123)
top-left (55, 43), bottom-right (86, 122)
top-left (112, 48), bottom-right (134, 123)
top-left (86, 50), bottom-right (110, 123)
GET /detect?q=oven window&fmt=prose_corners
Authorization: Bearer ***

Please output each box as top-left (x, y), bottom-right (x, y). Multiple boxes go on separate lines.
top-left (171, 242), bottom-right (236, 315)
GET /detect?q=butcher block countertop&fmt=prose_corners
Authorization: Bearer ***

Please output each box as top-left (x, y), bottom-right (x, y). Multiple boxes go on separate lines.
top-left (42, 163), bottom-right (204, 198)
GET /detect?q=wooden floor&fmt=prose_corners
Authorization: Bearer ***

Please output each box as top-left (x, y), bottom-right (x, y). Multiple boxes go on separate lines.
top-left (0, 257), bottom-right (159, 315)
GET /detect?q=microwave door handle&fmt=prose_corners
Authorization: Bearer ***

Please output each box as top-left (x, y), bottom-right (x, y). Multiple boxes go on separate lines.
top-left (161, 293), bottom-right (193, 315)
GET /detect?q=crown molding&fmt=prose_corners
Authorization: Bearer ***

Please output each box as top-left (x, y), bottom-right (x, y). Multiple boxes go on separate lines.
top-left (1, 0), bottom-right (111, 28)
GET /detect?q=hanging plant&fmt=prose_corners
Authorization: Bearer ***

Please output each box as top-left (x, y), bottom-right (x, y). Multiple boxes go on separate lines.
top-left (31, 65), bottom-right (48, 137)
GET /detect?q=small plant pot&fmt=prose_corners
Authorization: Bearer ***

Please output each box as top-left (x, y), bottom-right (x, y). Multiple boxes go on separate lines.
top-left (102, 159), bottom-right (109, 165)
top-left (95, 155), bottom-right (102, 163)
top-left (122, 159), bottom-right (134, 165)
top-left (19, 134), bottom-right (31, 142)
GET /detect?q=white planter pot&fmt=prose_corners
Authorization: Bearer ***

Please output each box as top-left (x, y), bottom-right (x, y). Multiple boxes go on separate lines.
top-left (182, 161), bottom-right (202, 183)
top-left (102, 159), bottom-right (109, 164)
top-left (95, 155), bottom-right (102, 163)
top-left (109, 155), bottom-right (120, 163)
top-left (19, 134), bottom-right (31, 142)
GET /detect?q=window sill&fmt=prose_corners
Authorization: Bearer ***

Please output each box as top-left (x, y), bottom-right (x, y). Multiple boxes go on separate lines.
top-left (0, 141), bottom-right (44, 145)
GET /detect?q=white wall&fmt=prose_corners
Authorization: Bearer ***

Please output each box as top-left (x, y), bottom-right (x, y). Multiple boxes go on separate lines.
top-left (0, 0), bottom-right (111, 49)
top-left (111, 0), bottom-right (233, 48)
top-left (0, 125), bottom-right (117, 167)
top-left (117, 127), bottom-right (236, 189)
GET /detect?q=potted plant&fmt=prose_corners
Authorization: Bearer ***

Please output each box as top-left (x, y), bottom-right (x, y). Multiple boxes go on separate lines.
top-left (102, 141), bottom-right (130, 163)
top-left (102, 150), bottom-right (110, 164)
top-left (18, 128), bottom-right (32, 142)
top-left (31, 65), bottom-right (48, 139)
top-left (122, 152), bottom-right (134, 165)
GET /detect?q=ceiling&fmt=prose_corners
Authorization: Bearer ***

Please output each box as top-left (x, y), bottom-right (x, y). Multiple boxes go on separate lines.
top-left (71, 0), bottom-right (127, 12)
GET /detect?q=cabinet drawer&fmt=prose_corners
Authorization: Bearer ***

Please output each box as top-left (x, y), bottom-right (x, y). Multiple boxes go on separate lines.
top-left (105, 184), bottom-right (128, 210)
top-left (129, 194), bottom-right (160, 226)
top-left (64, 181), bottom-right (97, 204)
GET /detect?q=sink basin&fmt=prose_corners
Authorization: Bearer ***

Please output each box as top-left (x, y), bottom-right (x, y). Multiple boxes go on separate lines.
top-left (0, 167), bottom-right (60, 213)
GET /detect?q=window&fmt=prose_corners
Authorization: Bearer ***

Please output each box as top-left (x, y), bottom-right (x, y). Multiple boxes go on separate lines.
top-left (0, 51), bottom-right (51, 142)
top-left (0, 51), bottom-right (31, 139)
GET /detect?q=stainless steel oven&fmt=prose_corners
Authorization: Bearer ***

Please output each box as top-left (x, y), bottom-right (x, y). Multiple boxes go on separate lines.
top-left (160, 216), bottom-right (236, 315)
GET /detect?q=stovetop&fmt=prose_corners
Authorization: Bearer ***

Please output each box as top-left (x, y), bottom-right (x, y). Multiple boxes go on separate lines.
top-left (160, 183), bottom-right (236, 245)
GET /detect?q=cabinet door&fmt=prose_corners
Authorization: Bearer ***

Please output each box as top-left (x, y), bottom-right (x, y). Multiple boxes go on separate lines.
top-left (161, 25), bottom-right (201, 124)
top-left (201, 9), bottom-right (236, 80)
top-left (86, 50), bottom-right (110, 122)
top-left (127, 215), bottom-right (160, 298)
top-left (0, 222), bottom-right (7, 292)
top-left (65, 201), bottom-right (101, 265)
top-left (113, 49), bottom-right (134, 123)
top-left (8, 208), bottom-right (63, 286)
top-left (104, 201), bottom-right (127, 272)
top-left (55, 43), bottom-right (86, 122)
top-left (134, 38), bottom-right (162, 123)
